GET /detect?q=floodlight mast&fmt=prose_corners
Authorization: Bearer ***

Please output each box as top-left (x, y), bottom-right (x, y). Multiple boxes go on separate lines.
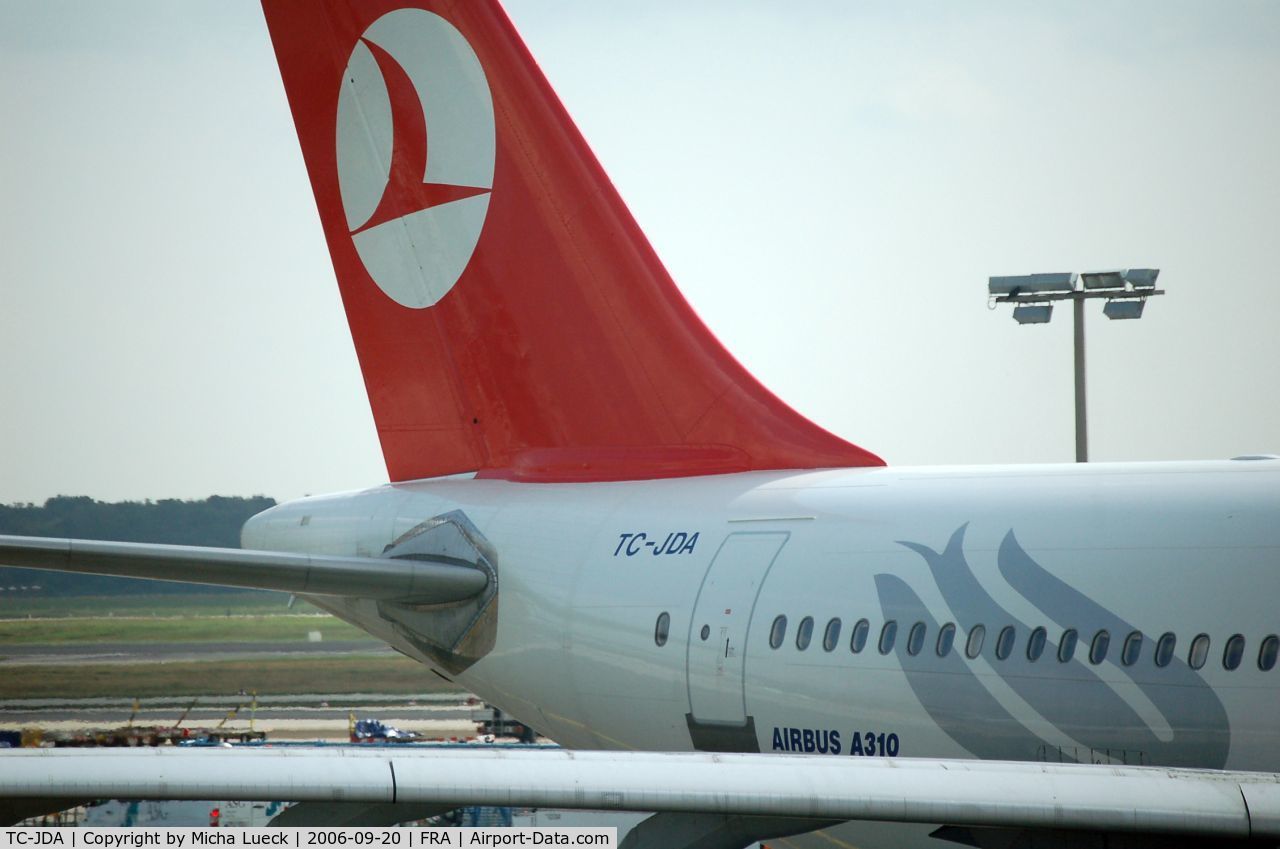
top-left (988, 269), bottom-right (1165, 463)
top-left (1074, 298), bottom-right (1086, 463)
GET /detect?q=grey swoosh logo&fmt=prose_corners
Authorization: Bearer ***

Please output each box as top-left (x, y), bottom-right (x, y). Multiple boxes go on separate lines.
top-left (880, 525), bottom-right (1229, 768)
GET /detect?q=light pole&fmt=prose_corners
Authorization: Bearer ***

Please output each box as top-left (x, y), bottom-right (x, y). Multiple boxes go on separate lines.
top-left (988, 269), bottom-right (1164, 463)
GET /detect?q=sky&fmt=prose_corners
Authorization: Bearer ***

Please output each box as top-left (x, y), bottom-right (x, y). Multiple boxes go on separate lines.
top-left (1, 1), bottom-right (1278, 505)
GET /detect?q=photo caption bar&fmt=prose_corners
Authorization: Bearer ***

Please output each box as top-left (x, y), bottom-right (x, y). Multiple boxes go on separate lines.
top-left (1, 829), bottom-right (616, 848)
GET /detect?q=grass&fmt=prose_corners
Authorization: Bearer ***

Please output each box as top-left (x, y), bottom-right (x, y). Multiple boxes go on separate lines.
top-left (0, 592), bottom-right (314, 619)
top-left (0, 592), bottom-right (370, 644)
top-left (0, 613), bottom-right (371, 644)
top-left (0, 655), bottom-right (464, 699)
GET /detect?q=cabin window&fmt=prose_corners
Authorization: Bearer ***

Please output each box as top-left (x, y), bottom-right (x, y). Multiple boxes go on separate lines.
top-left (1188, 634), bottom-right (1210, 670)
top-left (878, 620), bottom-right (898, 655)
top-left (1223, 634), bottom-right (1245, 670)
top-left (907, 622), bottom-right (927, 656)
top-left (1259, 635), bottom-right (1279, 671)
top-left (1089, 630), bottom-right (1110, 665)
top-left (994, 626), bottom-right (1016, 660)
top-left (1121, 631), bottom-right (1143, 666)
top-left (700, 624), bottom-right (711, 641)
top-left (1154, 632), bottom-right (1176, 668)
top-left (1026, 626), bottom-right (1047, 661)
top-left (965, 624), bottom-right (986, 659)
top-left (1058, 628), bottom-right (1078, 663)
top-left (654, 612), bottom-right (670, 647)
top-left (796, 616), bottom-right (815, 651)
top-left (769, 615), bottom-right (788, 650)
top-left (822, 618), bottom-right (842, 652)
top-left (850, 619), bottom-right (870, 654)
top-left (936, 623), bottom-right (956, 657)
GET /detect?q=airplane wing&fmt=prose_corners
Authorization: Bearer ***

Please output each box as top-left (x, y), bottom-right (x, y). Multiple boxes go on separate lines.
top-left (0, 535), bottom-right (486, 604)
top-left (4, 748), bottom-right (1280, 845)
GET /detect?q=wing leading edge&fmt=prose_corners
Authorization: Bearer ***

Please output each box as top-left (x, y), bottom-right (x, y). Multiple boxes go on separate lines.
top-left (0, 534), bottom-right (487, 604)
top-left (3, 748), bottom-right (1280, 840)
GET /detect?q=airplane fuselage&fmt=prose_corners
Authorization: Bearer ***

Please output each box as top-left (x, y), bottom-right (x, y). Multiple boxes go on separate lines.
top-left (242, 458), bottom-right (1280, 773)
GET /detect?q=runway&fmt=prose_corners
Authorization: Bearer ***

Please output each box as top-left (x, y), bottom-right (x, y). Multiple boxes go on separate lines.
top-left (0, 635), bottom-right (477, 740)
top-left (0, 693), bottom-right (487, 742)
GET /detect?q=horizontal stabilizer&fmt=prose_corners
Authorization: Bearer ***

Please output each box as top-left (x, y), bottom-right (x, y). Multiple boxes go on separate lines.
top-left (0, 535), bottom-right (487, 604)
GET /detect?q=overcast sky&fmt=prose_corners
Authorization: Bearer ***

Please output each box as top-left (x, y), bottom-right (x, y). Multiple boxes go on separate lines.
top-left (1, 1), bottom-right (1277, 505)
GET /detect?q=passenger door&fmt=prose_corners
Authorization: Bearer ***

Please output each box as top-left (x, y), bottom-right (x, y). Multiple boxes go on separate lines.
top-left (686, 532), bottom-right (788, 726)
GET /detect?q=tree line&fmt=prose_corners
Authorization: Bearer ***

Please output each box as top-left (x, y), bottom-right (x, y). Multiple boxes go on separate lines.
top-left (0, 495), bottom-right (277, 596)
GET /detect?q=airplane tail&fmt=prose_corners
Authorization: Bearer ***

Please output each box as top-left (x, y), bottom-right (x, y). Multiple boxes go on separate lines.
top-left (260, 0), bottom-right (883, 483)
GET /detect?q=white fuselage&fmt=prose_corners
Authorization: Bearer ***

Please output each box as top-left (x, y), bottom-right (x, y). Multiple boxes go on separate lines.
top-left (242, 459), bottom-right (1280, 772)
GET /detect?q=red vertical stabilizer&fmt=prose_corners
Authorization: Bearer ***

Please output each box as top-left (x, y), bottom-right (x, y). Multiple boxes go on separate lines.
top-left (261, 0), bottom-right (883, 482)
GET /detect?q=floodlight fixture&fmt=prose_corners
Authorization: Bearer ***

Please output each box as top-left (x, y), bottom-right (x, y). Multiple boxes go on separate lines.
top-left (1103, 299), bottom-right (1145, 320)
top-left (1124, 268), bottom-right (1160, 289)
top-left (1013, 304), bottom-right (1054, 324)
top-left (988, 272), bottom-right (1076, 296)
top-left (1080, 270), bottom-right (1126, 290)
